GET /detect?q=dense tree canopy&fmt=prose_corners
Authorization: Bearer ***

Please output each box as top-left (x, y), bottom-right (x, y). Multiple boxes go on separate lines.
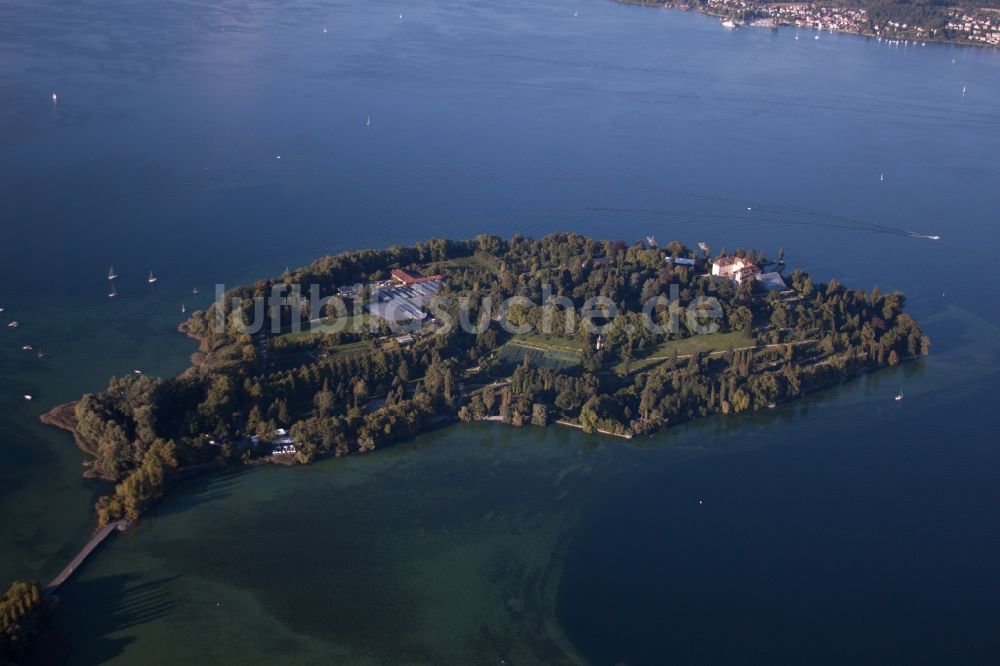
top-left (68, 233), bottom-right (926, 525)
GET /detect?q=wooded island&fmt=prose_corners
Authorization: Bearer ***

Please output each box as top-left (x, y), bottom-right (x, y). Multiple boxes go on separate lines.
top-left (43, 233), bottom-right (928, 528)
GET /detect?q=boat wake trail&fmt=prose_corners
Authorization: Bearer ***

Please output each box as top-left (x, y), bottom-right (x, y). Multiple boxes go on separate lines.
top-left (584, 178), bottom-right (946, 240)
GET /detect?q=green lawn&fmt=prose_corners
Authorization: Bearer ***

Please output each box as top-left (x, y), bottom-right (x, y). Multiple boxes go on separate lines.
top-left (511, 332), bottom-right (584, 352)
top-left (278, 314), bottom-right (369, 342)
top-left (499, 342), bottom-right (580, 371)
top-left (327, 339), bottom-right (373, 357)
top-left (614, 330), bottom-right (756, 374)
top-left (438, 254), bottom-right (501, 273)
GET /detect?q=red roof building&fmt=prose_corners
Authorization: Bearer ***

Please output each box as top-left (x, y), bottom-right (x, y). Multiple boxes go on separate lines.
top-left (391, 268), bottom-right (443, 286)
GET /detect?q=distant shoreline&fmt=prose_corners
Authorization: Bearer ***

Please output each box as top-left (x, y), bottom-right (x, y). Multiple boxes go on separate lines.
top-left (615, 0), bottom-right (1000, 49)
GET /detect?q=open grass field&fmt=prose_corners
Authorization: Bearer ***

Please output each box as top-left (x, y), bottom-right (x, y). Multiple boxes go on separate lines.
top-left (498, 342), bottom-right (580, 371)
top-left (277, 314), bottom-right (369, 342)
top-left (614, 330), bottom-right (756, 374)
top-left (438, 254), bottom-right (501, 273)
top-left (511, 332), bottom-right (584, 352)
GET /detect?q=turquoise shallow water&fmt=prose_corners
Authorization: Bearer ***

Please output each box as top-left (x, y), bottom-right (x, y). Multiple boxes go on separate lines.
top-left (1, 0), bottom-right (999, 662)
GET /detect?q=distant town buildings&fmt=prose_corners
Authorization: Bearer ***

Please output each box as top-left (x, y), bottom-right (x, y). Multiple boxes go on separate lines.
top-left (702, 0), bottom-right (1000, 46)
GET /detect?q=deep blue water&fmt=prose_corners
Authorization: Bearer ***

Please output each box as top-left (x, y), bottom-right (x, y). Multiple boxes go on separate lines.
top-left (1, 0), bottom-right (999, 662)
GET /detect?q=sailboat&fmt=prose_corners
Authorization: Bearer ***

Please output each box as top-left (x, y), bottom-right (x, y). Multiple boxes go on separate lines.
top-left (108, 265), bottom-right (117, 280)
top-left (365, 114), bottom-right (372, 127)
top-left (193, 286), bottom-right (200, 295)
top-left (181, 303), bottom-right (186, 314)
top-left (108, 283), bottom-right (118, 299)
top-left (880, 173), bottom-right (885, 182)
top-left (962, 85), bottom-right (967, 96)
top-left (895, 387), bottom-right (904, 401)
top-left (148, 270), bottom-right (157, 284)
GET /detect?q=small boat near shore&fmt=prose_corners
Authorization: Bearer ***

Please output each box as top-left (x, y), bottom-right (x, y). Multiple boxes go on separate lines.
top-left (895, 387), bottom-right (904, 401)
top-left (148, 270), bottom-right (157, 284)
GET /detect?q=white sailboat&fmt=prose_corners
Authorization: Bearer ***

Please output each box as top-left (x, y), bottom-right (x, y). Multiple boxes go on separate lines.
top-left (108, 265), bottom-right (117, 280)
top-left (108, 283), bottom-right (118, 299)
top-left (895, 387), bottom-right (904, 401)
top-left (148, 270), bottom-right (157, 284)
top-left (193, 286), bottom-right (199, 295)
top-left (181, 303), bottom-right (186, 314)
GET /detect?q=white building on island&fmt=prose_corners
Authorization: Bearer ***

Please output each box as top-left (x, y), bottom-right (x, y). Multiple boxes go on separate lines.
top-left (711, 256), bottom-right (761, 283)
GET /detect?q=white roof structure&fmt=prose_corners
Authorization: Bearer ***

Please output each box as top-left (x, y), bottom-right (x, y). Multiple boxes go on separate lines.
top-left (367, 279), bottom-right (443, 322)
top-left (758, 272), bottom-right (788, 291)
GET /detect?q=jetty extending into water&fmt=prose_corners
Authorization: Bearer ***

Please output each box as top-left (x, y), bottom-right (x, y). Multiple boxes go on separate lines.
top-left (45, 520), bottom-right (129, 594)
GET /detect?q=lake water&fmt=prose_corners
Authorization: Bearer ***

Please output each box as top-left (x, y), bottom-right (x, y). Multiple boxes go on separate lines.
top-left (1, 0), bottom-right (999, 662)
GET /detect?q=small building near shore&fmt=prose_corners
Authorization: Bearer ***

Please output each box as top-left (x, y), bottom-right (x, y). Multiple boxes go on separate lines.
top-left (337, 284), bottom-right (360, 298)
top-left (663, 256), bottom-right (696, 267)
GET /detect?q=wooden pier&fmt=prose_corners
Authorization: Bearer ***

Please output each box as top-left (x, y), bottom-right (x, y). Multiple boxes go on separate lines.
top-left (45, 520), bottom-right (128, 594)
